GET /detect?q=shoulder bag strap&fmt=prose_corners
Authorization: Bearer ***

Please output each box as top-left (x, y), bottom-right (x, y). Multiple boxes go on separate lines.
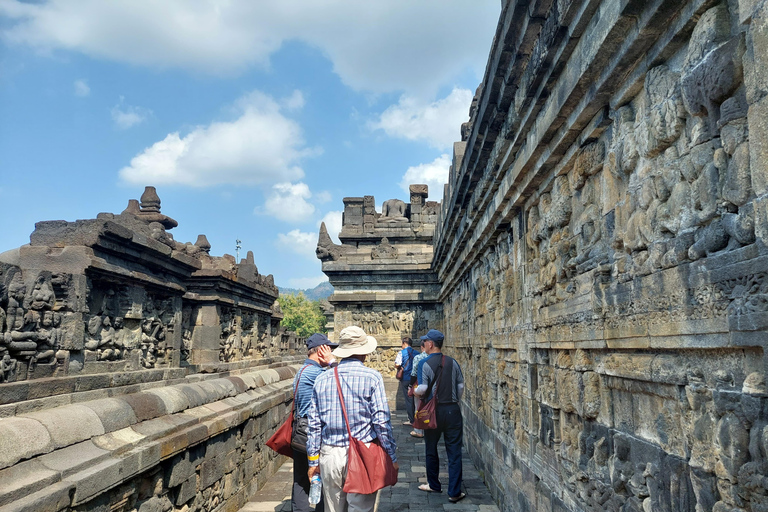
top-left (424, 355), bottom-right (445, 401)
top-left (333, 366), bottom-right (354, 441)
top-left (293, 364), bottom-right (310, 415)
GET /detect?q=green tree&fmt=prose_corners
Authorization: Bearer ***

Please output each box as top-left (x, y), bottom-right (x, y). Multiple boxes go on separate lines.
top-left (278, 292), bottom-right (326, 337)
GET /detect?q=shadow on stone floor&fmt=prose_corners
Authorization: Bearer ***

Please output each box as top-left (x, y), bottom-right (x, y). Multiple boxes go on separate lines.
top-left (240, 410), bottom-right (499, 512)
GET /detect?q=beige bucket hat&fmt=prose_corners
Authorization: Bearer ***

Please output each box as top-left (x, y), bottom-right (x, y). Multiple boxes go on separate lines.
top-left (332, 326), bottom-right (378, 358)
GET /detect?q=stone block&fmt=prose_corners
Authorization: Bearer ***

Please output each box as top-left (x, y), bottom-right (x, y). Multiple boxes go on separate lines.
top-left (145, 387), bottom-right (191, 414)
top-left (749, 96), bottom-right (768, 196)
top-left (66, 457), bottom-right (127, 505)
top-left (177, 384), bottom-right (209, 407)
top-left (175, 474), bottom-right (197, 506)
top-left (0, 459), bottom-right (60, 507)
top-left (167, 451), bottom-right (195, 488)
top-left (0, 417), bottom-right (53, 469)
top-left (91, 426), bottom-right (145, 452)
top-left (132, 416), bottom-right (179, 441)
top-left (200, 455), bottom-right (225, 489)
top-left (38, 440), bottom-right (110, 477)
top-left (20, 404), bottom-right (105, 449)
top-left (119, 392), bottom-right (167, 422)
top-left (81, 397), bottom-right (138, 432)
top-left (0, 481), bottom-right (74, 512)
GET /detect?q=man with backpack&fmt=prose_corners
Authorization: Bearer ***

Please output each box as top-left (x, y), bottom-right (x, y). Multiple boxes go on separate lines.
top-left (394, 336), bottom-right (417, 426)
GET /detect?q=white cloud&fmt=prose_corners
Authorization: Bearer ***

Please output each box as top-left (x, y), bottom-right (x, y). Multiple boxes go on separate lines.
top-left (370, 88), bottom-right (472, 150)
top-left (400, 154), bottom-right (451, 202)
top-left (0, 1), bottom-right (499, 95)
top-left (111, 96), bottom-right (151, 129)
top-left (73, 78), bottom-right (89, 97)
top-left (318, 210), bottom-right (342, 244)
top-left (276, 229), bottom-right (317, 259)
top-left (287, 275), bottom-right (328, 289)
top-left (119, 90), bottom-right (315, 187)
top-left (282, 90), bottom-right (305, 111)
top-left (263, 182), bottom-right (316, 223)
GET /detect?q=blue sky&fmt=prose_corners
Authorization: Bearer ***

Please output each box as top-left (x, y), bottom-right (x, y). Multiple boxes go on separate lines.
top-left (0, 1), bottom-right (499, 289)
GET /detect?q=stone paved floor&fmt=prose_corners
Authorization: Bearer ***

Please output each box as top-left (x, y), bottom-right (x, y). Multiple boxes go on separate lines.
top-left (240, 410), bottom-right (499, 512)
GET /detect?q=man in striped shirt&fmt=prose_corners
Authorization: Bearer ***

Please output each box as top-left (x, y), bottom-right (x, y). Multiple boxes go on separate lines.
top-left (307, 326), bottom-right (398, 512)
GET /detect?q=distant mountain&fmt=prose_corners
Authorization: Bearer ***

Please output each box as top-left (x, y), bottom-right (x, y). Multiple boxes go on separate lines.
top-left (278, 280), bottom-right (334, 301)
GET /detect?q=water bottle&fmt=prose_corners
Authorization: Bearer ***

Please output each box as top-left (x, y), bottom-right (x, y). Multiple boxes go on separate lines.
top-left (309, 474), bottom-right (322, 505)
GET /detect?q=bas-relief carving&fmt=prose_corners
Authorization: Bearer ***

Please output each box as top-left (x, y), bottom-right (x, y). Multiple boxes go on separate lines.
top-left (371, 237), bottom-right (398, 260)
top-left (82, 284), bottom-right (175, 370)
top-left (0, 269), bottom-right (72, 381)
top-left (443, 5), bottom-right (767, 511)
top-left (334, 306), bottom-right (436, 341)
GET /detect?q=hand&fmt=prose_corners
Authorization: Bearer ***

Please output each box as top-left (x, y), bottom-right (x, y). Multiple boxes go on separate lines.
top-left (393, 462), bottom-right (400, 473)
top-left (308, 465), bottom-right (320, 480)
top-left (317, 345), bottom-right (335, 366)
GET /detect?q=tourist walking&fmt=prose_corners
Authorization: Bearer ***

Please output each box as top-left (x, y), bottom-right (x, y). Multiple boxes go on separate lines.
top-left (394, 336), bottom-right (417, 426)
top-left (408, 338), bottom-right (429, 438)
top-left (292, 333), bottom-right (337, 512)
top-left (415, 329), bottom-right (466, 502)
top-left (306, 326), bottom-right (399, 512)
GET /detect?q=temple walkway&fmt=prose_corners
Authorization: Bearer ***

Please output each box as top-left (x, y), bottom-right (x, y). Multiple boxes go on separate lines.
top-left (239, 409), bottom-right (499, 512)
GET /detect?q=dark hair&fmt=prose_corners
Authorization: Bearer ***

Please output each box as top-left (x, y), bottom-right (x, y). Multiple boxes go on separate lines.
top-left (308, 346), bottom-right (319, 356)
top-left (402, 337), bottom-right (412, 346)
top-left (431, 338), bottom-right (443, 349)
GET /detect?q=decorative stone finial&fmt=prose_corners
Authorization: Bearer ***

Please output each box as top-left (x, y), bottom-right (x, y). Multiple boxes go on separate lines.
top-left (122, 199), bottom-right (141, 215)
top-left (140, 186), bottom-right (161, 213)
top-left (195, 234), bottom-right (211, 254)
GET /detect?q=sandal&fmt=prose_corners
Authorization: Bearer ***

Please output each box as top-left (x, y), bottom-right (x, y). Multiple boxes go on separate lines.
top-left (448, 492), bottom-right (467, 503)
top-left (418, 484), bottom-right (441, 493)
top-left (410, 431), bottom-right (424, 438)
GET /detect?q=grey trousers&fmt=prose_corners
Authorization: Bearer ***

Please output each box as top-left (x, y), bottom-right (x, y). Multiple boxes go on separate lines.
top-left (319, 444), bottom-right (378, 512)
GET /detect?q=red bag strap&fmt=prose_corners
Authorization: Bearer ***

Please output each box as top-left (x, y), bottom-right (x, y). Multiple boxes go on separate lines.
top-left (333, 366), bottom-right (354, 441)
top-left (293, 364), bottom-right (311, 414)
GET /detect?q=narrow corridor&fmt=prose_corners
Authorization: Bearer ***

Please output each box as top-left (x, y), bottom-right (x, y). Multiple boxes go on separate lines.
top-left (239, 409), bottom-right (500, 512)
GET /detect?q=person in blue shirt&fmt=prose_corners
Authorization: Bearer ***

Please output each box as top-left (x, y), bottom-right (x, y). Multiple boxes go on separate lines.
top-left (394, 337), bottom-right (418, 426)
top-left (292, 333), bottom-right (337, 512)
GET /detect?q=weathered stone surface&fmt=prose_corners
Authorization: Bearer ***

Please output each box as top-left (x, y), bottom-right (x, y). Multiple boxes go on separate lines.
top-left (0, 417), bottom-right (53, 469)
top-left (81, 397), bottom-right (138, 432)
top-left (423, 1), bottom-right (768, 511)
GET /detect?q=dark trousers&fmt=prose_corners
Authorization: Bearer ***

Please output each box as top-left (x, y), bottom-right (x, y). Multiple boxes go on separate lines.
top-left (292, 451), bottom-right (325, 512)
top-left (424, 402), bottom-right (463, 498)
top-left (400, 378), bottom-right (415, 423)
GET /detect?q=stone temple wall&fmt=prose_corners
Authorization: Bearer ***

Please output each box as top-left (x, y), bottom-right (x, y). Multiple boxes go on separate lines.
top-left (317, 185), bottom-right (443, 375)
top-left (0, 187), bottom-right (303, 511)
top-left (434, 1), bottom-right (768, 511)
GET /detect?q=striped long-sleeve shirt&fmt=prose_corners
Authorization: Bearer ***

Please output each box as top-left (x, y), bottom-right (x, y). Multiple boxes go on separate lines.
top-left (293, 359), bottom-right (324, 418)
top-left (306, 358), bottom-right (397, 466)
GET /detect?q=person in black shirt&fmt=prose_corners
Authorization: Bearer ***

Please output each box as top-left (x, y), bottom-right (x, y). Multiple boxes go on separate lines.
top-left (414, 329), bottom-right (466, 502)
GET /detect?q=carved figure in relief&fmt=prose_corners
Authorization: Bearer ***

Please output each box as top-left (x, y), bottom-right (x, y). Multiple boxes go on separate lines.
top-left (681, 4), bottom-right (743, 143)
top-left (381, 199), bottom-right (408, 222)
top-left (5, 273), bottom-right (26, 333)
top-left (607, 106), bottom-right (639, 179)
top-left (34, 311), bottom-right (60, 364)
top-left (567, 177), bottom-right (605, 274)
top-left (84, 316), bottom-right (103, 351)
top-left (0, 354), bottom-right (17, 382)
top-left (27, 275), bottom-right (55, 311)
top-left (637, 65), bottom-right (686, 158)
top-left (371, 237), bottom-right (398, 259)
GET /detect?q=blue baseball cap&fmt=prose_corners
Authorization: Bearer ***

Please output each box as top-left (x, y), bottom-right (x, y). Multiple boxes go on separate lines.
top-left (306, 333), bottom-right (338, 350)
top-left (420, 329), bottom-right (444, 343)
